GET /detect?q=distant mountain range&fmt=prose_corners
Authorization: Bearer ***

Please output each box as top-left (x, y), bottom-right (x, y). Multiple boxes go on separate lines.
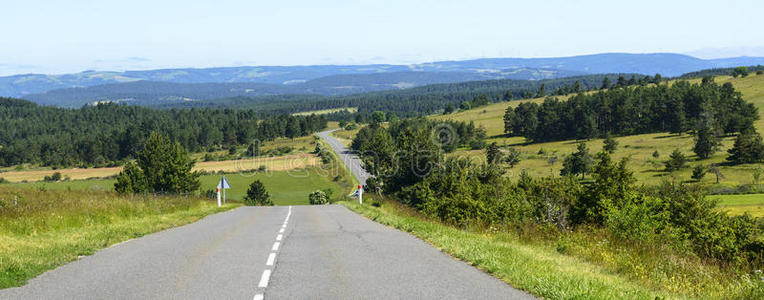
top-left (4, 53), bottom-right (764, 107)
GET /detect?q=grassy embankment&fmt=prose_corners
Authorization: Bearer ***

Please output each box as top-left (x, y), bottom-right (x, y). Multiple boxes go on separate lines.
top-left (0, 188), bottom-right (236, 289)
top-left (341, 198), bottom-right (763, 299)
top-left (432, 74), bottom-right (764, 216)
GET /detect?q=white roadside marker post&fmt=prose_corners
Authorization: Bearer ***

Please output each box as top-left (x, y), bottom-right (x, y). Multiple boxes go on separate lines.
top-left (358, 184), bottom-right (363, 205)
top-left (216, 187), bottom-right (221, 207)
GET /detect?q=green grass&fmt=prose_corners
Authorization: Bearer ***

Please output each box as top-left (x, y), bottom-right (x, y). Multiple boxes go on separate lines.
top-left (713, 193), bottom-right (764, 217)
top-left (0, 188), bottom-right (237, 289)
top-left (199, 166), bottom-right (351, 205)
top-left (2, 167), bottom-right (350, 206)
top-left (430, 74), bottom-right (764, 188)
top-left (341, 198), bottom-right (763, 299)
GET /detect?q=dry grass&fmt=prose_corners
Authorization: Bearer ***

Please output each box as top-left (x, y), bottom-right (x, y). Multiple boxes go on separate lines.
top-left (0, 153), bottom-right (320, 183)
top-left (292, 107), bottom-right (357, 116)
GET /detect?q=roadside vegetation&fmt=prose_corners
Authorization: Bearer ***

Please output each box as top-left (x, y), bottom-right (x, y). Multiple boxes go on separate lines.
top-left (0, 188), bottom-right (235, 289)
top-left (349, 102), bottom-right (764, 298)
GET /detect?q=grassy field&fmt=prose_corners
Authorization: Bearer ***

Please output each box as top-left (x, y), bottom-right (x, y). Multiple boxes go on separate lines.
top-left (0, 136), bottom-right (322, 183)
top-left (330, 127), bottom-right (361, 146)
top-left (0, 188), bottom-right (237, 288)
top-left (430, 74), bottom-right (764, 188)
top-left (198, 166), bottom-right (352, 205)
top-left (1, 166), bottom-right (348, 206)
top-left (341, 198), bottom-right (763, 299)
top-left (292, 107), bottom-right (357, 116)
top-left (0, 153), bottom-right (320, 183)
top-left (713, 193), bottom-right (764, 217)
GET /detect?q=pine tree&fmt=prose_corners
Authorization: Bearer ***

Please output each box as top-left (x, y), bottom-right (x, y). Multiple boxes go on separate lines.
top-left (443, 103), bottom-right (455, 114)
top-left (727, 129), bottom-right (764, 164)
top-left (601, 77), bottom-right (611, 90)
top-left (486, 142), bottom-right (503, 164)
top-left (665, 149), bottom-right (688, 171)
top-left (503, 106), bottom-right (515, 135)
top-left (603, 134), bottom-right (618, 154)
top-left (114, 132), bottom-right (200, 194)
top-left (244, 179), bottom-right (272, 206)
top-left (693, 119), bottom-right (720, 159)
top-left (502, 90), bottom-right (513, 101)
top-left (561, 142), bottom-right (593, 179)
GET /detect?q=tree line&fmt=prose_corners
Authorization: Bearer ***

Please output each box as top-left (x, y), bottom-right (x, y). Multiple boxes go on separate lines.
top-left (503, 78), bottom-right (758, 142)
top-left (0, 98), bottom-right (327, 167)
top-left (165, 74), bottom-right (649, 120)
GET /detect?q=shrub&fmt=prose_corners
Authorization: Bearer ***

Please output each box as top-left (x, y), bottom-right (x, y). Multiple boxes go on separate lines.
top-left (692, 165), bottom-right (708, 181)
top-left (604, 193), bottom-right (671, 242)
top-left (43, 172), bottom-right (62, 182)
top-left (308, 190), bottom-right (328, 205)
top-left (244, 180), bottom-right (272, 206)
top-left (469, 139), bottom-right (486, 150)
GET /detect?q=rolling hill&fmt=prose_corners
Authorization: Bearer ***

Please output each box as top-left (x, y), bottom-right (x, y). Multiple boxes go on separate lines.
top-left (5, 53), bottom-right (764, 103)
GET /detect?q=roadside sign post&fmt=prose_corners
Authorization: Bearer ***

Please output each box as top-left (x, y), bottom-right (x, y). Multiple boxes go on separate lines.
top-left (217, 176), bottom-right (231, 206)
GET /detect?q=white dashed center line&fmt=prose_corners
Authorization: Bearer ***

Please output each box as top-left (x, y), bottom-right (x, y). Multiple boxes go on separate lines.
top-left (255, 206), bottom-right (292, 300)
top-left (258, 269), bottom-right (271, 288)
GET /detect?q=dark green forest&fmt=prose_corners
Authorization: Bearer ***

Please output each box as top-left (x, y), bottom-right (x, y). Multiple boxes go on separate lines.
top-left (503, 78), bottom-right (758, 142)
top-left (0, 98), bottom-right (326, 167)
top-left (164, 73), bottom-right (648, 120)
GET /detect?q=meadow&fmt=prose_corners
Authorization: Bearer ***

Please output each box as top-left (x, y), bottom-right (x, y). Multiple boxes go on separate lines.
top-left (431, 74), bottom-right (764, 187)
top-left (426, 74), bottom-right (764, 219)
top-left (713, 193), bottom-right (764, 217)
top-left (2, 167), bottom-right (348, 206)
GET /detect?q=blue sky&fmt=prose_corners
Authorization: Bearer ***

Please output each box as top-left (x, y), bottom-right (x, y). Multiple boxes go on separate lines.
top-left (2, 0), bottom-right (763, 75)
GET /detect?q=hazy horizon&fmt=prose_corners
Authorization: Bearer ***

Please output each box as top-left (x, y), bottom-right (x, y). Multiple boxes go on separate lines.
top-left (3, 0), bottom-right (763, 76)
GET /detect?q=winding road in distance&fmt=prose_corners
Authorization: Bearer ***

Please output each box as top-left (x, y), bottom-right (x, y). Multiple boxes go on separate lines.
top-left (0, 130), bottom-right (531, 300)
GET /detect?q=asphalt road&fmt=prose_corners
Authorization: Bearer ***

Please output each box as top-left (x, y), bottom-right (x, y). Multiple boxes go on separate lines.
top-left (1, 205), bottom-right (530, 299)
top-left (316, 129), bottom-right (371, 186)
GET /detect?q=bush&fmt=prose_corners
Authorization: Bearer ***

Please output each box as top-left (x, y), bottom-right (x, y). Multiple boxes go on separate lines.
top-left (308, 190), bottom-right (328, 205)
top-left (43, 172), bottom-right (62, 182)
top-left (692, 165), bottom-right (708, 181)
top-left (244, 180), bottom-right (272, 206)
top-left (604, 194), bottom-right (671, 242)
top-left (469, 139), bottom-right (486, 150)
